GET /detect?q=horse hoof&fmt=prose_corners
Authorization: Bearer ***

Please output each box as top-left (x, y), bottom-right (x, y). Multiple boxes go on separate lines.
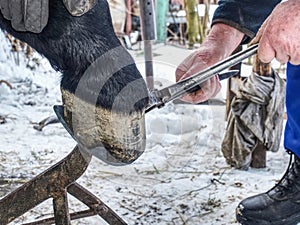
top-left (55, 89), bottom-right (147, 166)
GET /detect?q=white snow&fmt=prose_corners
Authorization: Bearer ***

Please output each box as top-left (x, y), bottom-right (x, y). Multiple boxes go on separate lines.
top-left (0, 31), bottom-right (290, 225)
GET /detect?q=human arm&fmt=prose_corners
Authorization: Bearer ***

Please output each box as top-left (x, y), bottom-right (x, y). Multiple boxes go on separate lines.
top-left (176, 0), bottom-right (281, 103)
top-left (175, 23), bottom-right (244, 103)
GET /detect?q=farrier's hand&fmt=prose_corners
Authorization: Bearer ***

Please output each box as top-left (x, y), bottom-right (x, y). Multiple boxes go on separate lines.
top-left (253, 0), bottom-right (300, 65)
top-left (175, 23), bottom-right (244, 103)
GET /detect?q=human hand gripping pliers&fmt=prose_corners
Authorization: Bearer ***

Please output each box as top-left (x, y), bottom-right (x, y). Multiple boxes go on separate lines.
top-left (146, 44), bottom-right (259, 113)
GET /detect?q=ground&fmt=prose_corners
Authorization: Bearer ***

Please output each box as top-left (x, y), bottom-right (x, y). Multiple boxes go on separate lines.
top-left (0, 34), bottom-right (289, 225)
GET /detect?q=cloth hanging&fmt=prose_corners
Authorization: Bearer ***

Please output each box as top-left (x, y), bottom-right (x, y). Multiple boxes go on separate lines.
top-left (221, 71), bottom-right (286, 170)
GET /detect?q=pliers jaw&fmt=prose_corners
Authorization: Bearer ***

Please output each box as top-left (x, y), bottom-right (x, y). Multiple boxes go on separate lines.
top-left (145, 44), bottom-right (258, 113)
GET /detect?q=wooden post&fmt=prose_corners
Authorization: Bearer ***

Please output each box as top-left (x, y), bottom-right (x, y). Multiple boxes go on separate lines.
top-left (225, 49), bottom-right (272, 168)
top-left (225, 45), bottom-right (242, 119)
top-left (185, 0), bottom-right (200, 48)
top-left (198, 0), bottom-right (210, 44)
top-left (125, 0), bottom-right (132, 35)
top-left (252, 54), bottom-right (273, 76)
top-left (250, 54), bottom-right (272, 168)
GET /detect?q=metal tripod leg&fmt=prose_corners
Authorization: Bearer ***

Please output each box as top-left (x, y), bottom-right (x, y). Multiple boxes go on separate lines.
top-left (0, 146), bottom-right (127, 225)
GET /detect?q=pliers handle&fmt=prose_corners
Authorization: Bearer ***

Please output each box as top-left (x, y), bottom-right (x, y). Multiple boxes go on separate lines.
top-left (146, 44), bottom-right (258, 113)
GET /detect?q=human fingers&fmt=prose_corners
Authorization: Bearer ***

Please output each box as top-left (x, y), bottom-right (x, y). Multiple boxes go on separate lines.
top-left (180, 75), bottom-right (221, 103)
top-left (257, 35), bottom-right (276, 63)
top-left (256, 1), bottom-right (300, 64)
top-left (273, 45), bottom-right (291, 64)
top-left (289, 54), bottom-right (300, 65)
top-left (175, 52), bottom-right (197, 82)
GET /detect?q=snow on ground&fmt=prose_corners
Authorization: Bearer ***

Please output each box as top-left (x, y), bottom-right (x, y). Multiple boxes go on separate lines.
top-left (0, 31), bottom-right (290, 225)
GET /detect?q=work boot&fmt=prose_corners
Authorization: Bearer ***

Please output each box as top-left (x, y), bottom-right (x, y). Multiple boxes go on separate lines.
top-left (236, 151), bottom-right (300, 225)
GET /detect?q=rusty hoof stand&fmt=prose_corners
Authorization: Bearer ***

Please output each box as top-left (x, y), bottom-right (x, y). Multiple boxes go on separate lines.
top-left (0, 146), bottom-right (127, 225)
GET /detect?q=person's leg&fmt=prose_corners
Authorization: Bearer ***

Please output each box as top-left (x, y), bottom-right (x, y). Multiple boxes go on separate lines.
top-left (284, 63), bottom-right (300, 154)
top-left (236, 63), bottom-right (300, 225)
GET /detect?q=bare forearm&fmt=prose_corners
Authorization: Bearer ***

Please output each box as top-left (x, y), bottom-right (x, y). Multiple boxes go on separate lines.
top-left (202, 23), bottom-right (244, 61)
